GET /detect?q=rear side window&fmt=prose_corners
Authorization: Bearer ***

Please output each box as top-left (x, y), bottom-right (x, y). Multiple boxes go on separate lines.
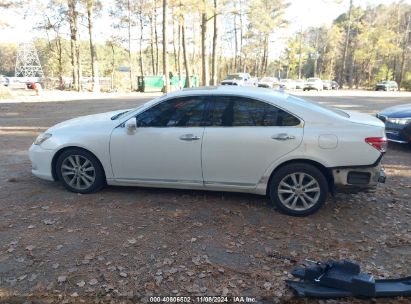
top-left (136, 96), bottom-right (207, 127)
top-left (208, 96), bottom-right (300, 127)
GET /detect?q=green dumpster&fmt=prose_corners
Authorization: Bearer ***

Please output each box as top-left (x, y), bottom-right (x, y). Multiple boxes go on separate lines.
top-left (137, 76), bottom-right (164, 92)
top-left (137, 75), bottom-right (200, 92)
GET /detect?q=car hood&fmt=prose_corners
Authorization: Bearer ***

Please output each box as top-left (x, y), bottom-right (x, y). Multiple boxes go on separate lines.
top-left (47, 109), bottom-right (130, 132)
top-left (378, 104), bottom-right (411, 118)
top-left (344, 110), bottom-right (385, 127)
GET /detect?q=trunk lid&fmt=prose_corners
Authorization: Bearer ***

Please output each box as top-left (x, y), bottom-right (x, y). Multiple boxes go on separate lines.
top-left (344, 110), bottom-right (385, 128)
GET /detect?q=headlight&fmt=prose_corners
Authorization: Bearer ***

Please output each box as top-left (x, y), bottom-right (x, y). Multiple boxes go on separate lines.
top-left (34, 133), bottom-right (52, 145)
top-left (387, 118), bottom-right (411, 125)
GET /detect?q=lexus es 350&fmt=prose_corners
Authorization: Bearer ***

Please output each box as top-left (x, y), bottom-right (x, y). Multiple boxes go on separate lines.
top-left (29, 86), bottom-right (387, 216)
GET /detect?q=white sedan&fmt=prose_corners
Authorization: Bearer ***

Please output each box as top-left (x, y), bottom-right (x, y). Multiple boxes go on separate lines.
top-left (29, 86), bottom-right (387, 216)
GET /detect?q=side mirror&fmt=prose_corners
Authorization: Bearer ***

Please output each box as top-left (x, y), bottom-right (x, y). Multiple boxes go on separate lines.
top-left (125, 118), bottom-right (137, 132)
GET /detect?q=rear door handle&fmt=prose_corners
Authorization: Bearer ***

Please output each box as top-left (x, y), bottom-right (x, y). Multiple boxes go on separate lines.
top-left (179, 134), bottom-right (201, 141)
top-left (271, 133), bottom-right (296, 141)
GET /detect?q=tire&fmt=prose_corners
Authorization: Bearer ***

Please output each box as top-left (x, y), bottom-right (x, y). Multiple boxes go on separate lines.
top-left (56, 148), bottom-right (106, 194)
top-left (268, 163), bottom-right (328, 216)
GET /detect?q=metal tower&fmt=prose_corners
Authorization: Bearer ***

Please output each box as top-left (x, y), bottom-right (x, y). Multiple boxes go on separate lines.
top-left (15, 41), bottom-right (44, 77)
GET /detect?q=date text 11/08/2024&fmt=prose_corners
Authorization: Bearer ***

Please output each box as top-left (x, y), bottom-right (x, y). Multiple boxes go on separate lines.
top-left (149, 296), bottom-right (257, 303)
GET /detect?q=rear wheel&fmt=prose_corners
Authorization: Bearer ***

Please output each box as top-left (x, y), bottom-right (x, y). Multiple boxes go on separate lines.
top-left (56, 148), bottom-right (105, 193)
top-left (268, 163), bottom-right (328, 216)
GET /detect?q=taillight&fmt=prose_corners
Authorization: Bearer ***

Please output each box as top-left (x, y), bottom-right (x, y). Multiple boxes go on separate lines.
top-left (365, 137), bottom-right (387, 153)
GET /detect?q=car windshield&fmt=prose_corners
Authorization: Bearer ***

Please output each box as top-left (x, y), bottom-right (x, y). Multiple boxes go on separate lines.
top-left (307, 78), bottom-right (319, 82)
top-left (260, 77), bottom-right (273, 82)
top-left (224, 74), bottom-right (242, 80)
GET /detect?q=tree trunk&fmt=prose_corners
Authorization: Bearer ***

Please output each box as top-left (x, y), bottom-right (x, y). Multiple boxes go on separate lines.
top-left (172, 7), bottom-right (178, 73)
top-left (339, 0), bottom-right (353, 87)
top-left (139, 9), bottom-right (144, 77)
top-left (210, 0), bottom-right (218, 85)
top-left (239, 0), bottom-right (244, 71)
top-left (182, 21), bottom-right (191, 88)
top-left (110, 43), bottom-right (115, 91)
top-left (264, 36), bottom-right (269, 74)
top-left (162, 0), bottom-right (170, 92)
top-left (297, 26), bottom-right (303, 79)
top-left (399, 15), bottom-right (410, 89)
top-left (68, 0), bottom-right (79, 91)
top-left (177, 8), bottom-right (182, 88)
top-left (234, 13), bottom-right (237, 70)
top-left (56, 38), bottom-right (63, 89)
top-left (87, 0), bottom-right (100, 92)
top-left (154, 0), bottom-right (159, 75)
top-left (201, 9), bottom-right (209, 86)
top-left (127, 0), bottom-right (133, 91)
top-left (149, 16), bottom-right (155, 75)
top-left (348, 53), bottom-right (355, 89)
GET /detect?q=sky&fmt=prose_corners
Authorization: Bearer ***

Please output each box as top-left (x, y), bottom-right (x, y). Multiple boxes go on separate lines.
top-left (0, 0), bottom-right (410, 54)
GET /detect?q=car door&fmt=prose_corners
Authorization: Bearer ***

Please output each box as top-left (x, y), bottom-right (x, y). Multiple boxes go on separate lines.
top-left (201, 95), bottom-right (303, 189)
top-left (110, 95), bottom-right (207, 185)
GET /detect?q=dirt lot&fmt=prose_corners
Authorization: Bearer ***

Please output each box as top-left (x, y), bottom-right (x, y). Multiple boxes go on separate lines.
top-left (0, 92), bottom-right (410, 304)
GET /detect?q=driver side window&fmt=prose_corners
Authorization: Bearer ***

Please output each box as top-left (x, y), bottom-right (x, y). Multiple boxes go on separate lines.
top-left (136, 96), bottom-right (207, 127)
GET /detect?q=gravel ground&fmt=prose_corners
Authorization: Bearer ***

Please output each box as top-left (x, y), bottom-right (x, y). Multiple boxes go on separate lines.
top-left (0, 92), bottom-right (410, 304)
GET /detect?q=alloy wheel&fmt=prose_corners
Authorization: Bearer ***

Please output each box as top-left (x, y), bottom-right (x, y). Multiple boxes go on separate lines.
top-left (61, 155), bottom-right (96, 190)
top-left (277, 172), bottom-right (321, 211)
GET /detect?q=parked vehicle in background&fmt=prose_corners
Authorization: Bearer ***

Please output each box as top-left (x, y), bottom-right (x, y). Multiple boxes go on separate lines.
top-left (26, 82), bottom-right (36, 89)
top-left (258, 77), bottom-right (278, 88)
top-left (323, 80), bottom-right (332, 90)
top-left (377, 104), bottom-right (411, 144)
top-left (303, 78), bottom-right (323, 91)
top-left (0, 75), bottom-right (9, 86)
top-left (29, 86), bottom-right (387, 216)
top-left (279, 79), bottom-right (296, 90)
top-left (331, 81), bottom-right (339, 90)
top-left (295, 79), bottom-right (305, 89)
top-left (322, 81), bottom-right (339, 90)
top-left (375, 80), bottom-right (398, 91)
top-left (220, 73), bottom-right (257, 87)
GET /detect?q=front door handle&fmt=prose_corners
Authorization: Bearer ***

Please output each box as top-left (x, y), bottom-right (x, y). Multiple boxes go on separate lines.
top-left (271, 133), bottom-right (296, 141)
top-left (179, 134), bottom-right (201, 141)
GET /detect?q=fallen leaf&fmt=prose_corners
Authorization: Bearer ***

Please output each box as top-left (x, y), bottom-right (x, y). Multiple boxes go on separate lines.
top-left (128, 238), bottom-right (137, 244)
top-left (77, 280), bottom-right (85, 287)
top-left (119, 272), bottom-right (127, 278)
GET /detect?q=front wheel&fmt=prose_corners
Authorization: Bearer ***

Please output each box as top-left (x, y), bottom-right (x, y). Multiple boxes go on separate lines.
top-left (268, 163), bottom-right (328, 216)
top-left (56, 148), bottom-right (106, 193)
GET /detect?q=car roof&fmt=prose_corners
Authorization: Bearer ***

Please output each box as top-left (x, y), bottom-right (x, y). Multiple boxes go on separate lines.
top-left (163, 86), bottom-right (289, 101)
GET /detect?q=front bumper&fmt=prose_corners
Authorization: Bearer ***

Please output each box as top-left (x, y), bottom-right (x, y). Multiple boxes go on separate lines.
top-left (28, 144), bottom-right (55, 181)
top-left (304, 85), bottom-right (320, 90)
top-left (331, 159), bottom-right (385, 193)
top-left (385, 123), bottom-right (411, 144)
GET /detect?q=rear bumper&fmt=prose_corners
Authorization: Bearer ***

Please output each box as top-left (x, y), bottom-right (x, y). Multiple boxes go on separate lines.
top-left (331, 157), bottom-right (385, 193)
